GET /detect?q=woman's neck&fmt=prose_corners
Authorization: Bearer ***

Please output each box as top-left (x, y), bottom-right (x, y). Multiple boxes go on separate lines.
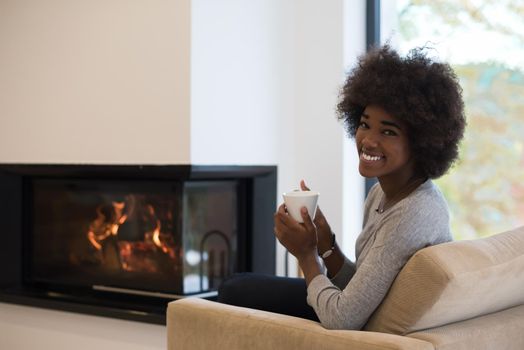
top-left (380, 175), bottom-right (421, 198)
top-left (376, 175), bottom-right (426, 214)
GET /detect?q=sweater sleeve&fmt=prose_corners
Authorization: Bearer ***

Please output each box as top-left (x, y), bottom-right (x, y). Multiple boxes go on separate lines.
top-left (307, 237), bottom-right (406, 330)
top-left (329, 257), bottom-right (356, 290)
top-left (307, 194), bottom-right (448, 330)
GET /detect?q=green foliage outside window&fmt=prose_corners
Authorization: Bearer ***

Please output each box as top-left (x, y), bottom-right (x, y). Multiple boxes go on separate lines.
top-left (397, 0), bottom-right (524, 239)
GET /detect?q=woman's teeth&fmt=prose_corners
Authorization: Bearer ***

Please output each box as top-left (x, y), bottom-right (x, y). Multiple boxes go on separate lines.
top-left (362, 153), bottom-right (382, 161)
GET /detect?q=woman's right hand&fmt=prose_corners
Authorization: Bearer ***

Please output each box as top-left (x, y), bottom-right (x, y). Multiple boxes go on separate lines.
top-left (300, 180), bottom-right (333, 254)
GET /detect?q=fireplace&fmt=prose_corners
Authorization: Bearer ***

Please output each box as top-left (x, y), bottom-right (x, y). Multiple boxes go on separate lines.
top-left (0, 164), bottom-right (276, 324)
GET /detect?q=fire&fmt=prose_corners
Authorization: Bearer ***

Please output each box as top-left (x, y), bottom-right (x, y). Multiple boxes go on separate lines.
top-left (87, 231), bottom-right (102, 250)
top-left (87, 200), bottom-right (128, 250)
top-left (86, 195), bottom-right (177, 272)
top-left (152, 221), bottom-right (162, 248)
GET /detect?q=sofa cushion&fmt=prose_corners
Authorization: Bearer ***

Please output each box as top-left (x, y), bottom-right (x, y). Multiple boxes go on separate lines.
top-left (364, 226), bottom-right (524, 335)
top-left (167, 298), bottom-right (434, 350)
top-left (407, 304), bottom-right (524, 350)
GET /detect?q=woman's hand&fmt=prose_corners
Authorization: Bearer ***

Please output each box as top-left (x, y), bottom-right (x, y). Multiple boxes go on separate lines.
top-left (300, 180), bottom-right (333, 255)
top-left (274, 204), bottom-right (317, 261)
top-left (296, 180), bottom-right (344, 279)
top-left (274, 202), bottom-right (323, 284)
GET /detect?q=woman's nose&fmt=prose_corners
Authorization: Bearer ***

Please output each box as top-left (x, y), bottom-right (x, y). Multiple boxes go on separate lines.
top-left (361, 133), bottom-right (379, 148)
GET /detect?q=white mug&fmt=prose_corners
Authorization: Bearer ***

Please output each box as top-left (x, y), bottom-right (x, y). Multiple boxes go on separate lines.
top-left (282, 191), bottom-right (319, 223)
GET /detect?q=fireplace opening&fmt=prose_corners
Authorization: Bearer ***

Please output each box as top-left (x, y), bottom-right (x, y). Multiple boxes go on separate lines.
top-left (29, 178), bottom-right (238, 297)
top-left (0, 164), bottom-right (276, 324)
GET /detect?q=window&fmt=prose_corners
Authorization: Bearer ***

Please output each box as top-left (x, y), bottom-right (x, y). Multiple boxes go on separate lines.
top-left (381, 0), bottom-right (524, 239)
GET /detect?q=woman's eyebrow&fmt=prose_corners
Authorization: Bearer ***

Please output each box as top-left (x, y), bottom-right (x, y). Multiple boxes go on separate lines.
top-left (361, 113), bottom-right (402, 129)
top-left (381, 120), bottom-right (402, 129)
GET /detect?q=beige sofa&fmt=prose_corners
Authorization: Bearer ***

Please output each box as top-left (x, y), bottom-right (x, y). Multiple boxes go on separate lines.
top-left (167, 226), bottom-right (524, 350)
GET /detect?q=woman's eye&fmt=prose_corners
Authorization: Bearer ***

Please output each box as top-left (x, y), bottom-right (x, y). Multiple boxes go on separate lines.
top-left (359, 122), bottom-right (369, 129)
top-left (383, 129), bottom-right (397, 136)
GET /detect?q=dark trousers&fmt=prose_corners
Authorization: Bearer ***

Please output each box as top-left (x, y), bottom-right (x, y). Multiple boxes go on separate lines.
top-left (217, 272), bottom-right (319, 322)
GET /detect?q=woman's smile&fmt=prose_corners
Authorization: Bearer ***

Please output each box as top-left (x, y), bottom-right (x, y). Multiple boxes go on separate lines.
top-left (360, 150), bottom-right (385, 163)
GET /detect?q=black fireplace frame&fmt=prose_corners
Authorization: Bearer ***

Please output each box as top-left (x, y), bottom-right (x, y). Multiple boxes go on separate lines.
top-left (0, 164), bottom-right (277, 324)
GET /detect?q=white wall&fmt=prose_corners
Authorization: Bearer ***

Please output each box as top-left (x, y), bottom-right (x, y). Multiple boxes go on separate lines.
top-left (0, 0), bottom-right (191, 164)
top-left (0, 0), bottom-right (364, 348)
top-left (190, 0), bottom-right (286, 166)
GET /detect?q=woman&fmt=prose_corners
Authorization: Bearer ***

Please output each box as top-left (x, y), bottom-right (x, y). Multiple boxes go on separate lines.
top-left (219, 44), bottom-right (466, 330)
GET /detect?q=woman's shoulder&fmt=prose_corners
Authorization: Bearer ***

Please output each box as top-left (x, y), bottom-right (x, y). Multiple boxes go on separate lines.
top-left (405, 180), bottom-right (449, 214)
top-left (389, 180), bottom-right (451, 243)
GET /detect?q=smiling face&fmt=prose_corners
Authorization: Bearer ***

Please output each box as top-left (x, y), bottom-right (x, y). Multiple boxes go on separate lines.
top-left (356, 105), bottom-right (416, 191)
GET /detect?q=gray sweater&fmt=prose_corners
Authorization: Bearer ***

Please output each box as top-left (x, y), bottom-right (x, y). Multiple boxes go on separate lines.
top-left (306, 180), bottom-right (452, 330)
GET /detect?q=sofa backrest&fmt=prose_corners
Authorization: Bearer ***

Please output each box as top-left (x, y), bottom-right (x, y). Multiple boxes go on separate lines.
top-left (364, 226), bottom-right (524, 335)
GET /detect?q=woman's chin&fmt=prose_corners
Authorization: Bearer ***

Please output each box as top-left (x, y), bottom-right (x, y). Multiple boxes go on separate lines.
top-left (358, 165), bottom-right (377, 178)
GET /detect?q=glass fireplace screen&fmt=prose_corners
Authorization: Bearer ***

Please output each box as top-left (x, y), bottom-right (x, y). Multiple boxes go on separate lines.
top-left (29, 178), bottom-right (238, 296)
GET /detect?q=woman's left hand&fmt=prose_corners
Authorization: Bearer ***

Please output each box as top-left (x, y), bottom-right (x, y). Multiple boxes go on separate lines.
top-left (274, 204), bottom-right (318, 262)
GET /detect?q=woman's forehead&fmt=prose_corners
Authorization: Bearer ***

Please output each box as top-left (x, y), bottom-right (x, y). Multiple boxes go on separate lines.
top-left (363, 105), bottom-right (397, 120)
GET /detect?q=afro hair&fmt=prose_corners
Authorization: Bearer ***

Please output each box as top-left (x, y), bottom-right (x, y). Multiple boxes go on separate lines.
top-left (337, 44), bottom-right (466, 179)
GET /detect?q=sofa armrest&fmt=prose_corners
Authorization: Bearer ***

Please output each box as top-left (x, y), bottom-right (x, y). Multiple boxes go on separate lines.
top-left (167, 298), bottom-right (434, 350)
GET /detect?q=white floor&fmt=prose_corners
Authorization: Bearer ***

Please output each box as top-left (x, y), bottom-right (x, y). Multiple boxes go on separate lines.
top-left (0, 302), bottom-right (166, 350)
